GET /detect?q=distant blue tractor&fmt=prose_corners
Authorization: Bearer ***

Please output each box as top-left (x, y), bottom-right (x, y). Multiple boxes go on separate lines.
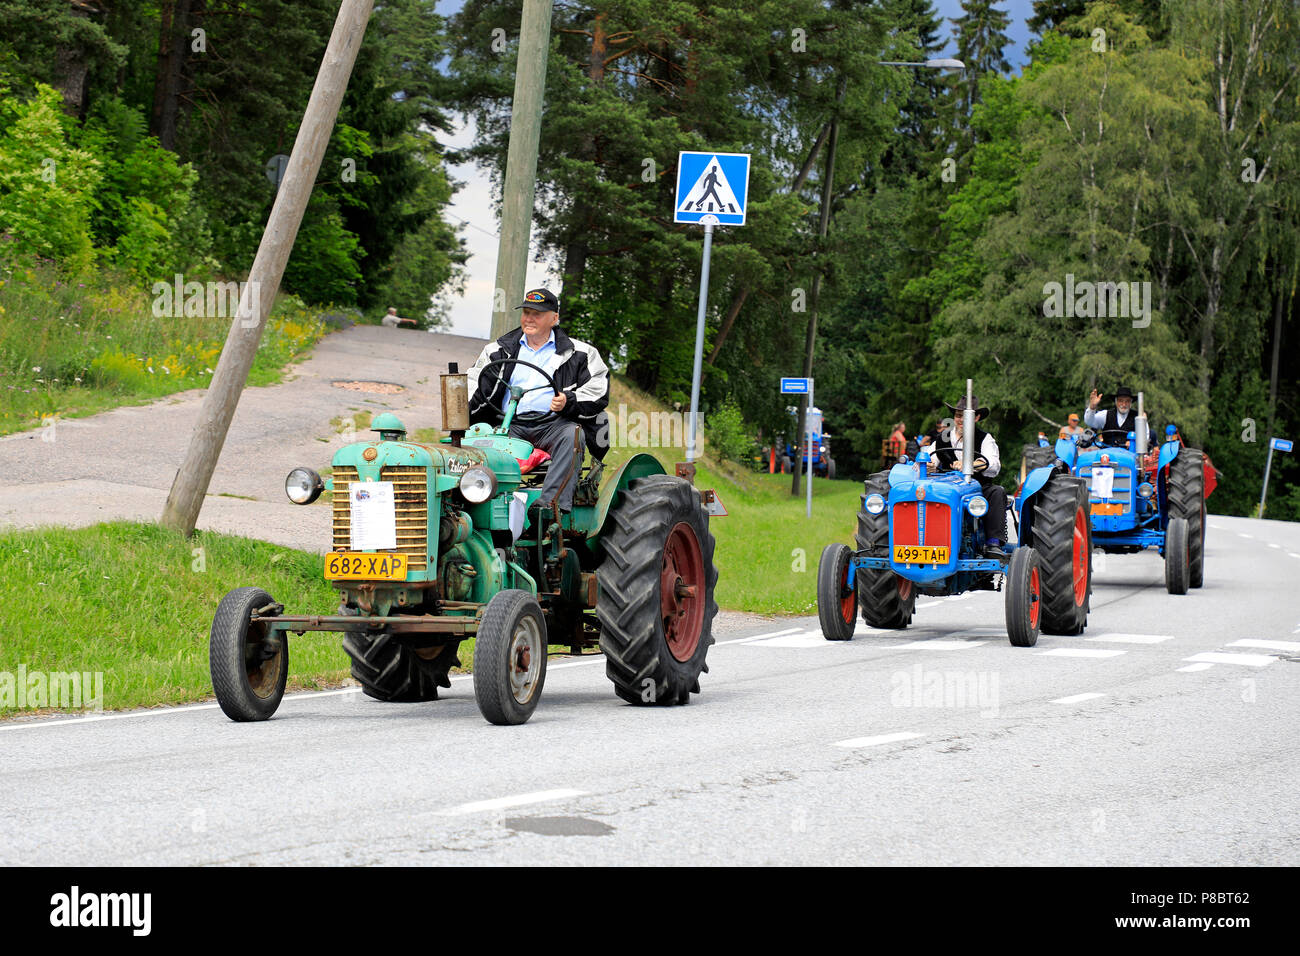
top-left (816, 382), bottom-right (1093, 647)
top-left (780, 406), bottom-right (835, 479)
top-left (1021, 401), bottom-right (1209, 595)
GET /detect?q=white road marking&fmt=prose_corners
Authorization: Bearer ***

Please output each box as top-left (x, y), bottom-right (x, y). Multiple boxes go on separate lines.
top-left (884, 640), bottom-right (987, 650)
top-left (1051, 692), bottom-right (1105, 704)
top-left (1238, 533), bottom-right (1254, 539)
top-left (1268, 543), bottom-right (1281, 549)
top-left (743, 630), bottom-right (827, 648)
top-left (834, 732), bottom-right (924, 749)
top-left (1086, 633), bottom-right (1174, 644)
top-left (436, 789), bottom-right (587, 816)
top-left (1288, 553), bottom-right (1300, 559)
top-left (1226, 639), bottom-right (1300, 653)
top-left (1182, 652), bottom-right (1276, 668)
top-left (721, 627), bottom-right (804, 646)
top-left (916, 593), bottom-right (973, 609)
top-left (1037, 648), bottom-right (1126, 658)
top-left (1177, 663), bottom-right (1214, 672)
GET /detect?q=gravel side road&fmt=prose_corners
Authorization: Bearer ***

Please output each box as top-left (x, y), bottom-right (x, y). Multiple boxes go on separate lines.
top-left (0, 326), bottom-right (487, 552)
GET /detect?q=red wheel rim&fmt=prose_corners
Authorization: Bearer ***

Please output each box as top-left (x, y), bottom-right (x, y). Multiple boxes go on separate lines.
top-left (1028, 565), bottom-right (1041, 628)
top-left (661, 522), bottom-right (705, 662)
top-left (839, 559), bottom-right (855, 625)
top-left (897, 576), bottom-right (913, 601)
top-left (1071, 508), bottom-right (1089, 606)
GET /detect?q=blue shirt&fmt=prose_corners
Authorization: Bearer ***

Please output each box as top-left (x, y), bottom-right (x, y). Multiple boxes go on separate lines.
top-left (504, 331), bottom-right (560, 415)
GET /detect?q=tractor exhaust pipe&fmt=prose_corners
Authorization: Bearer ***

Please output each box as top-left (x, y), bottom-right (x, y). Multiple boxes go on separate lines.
top-left (441, 361), bottom-right (469, 447)
top-left (961, 378), bottom-right (975, 477)
top-left (1135, 390), bottom-right (1148, 455)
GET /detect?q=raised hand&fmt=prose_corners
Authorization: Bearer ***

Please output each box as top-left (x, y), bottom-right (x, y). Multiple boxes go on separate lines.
top-left (1088, 389), bottom-right (1102, 410)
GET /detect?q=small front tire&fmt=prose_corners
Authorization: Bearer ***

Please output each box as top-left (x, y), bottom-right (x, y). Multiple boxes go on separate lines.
top-left (473, 590), bottom-right (548, 725)
top-left (210, 587), bottom-right (287, 722)
top-left (817, 544), bottom-right (856, 641)
top-left (1005, 548), bottom-right (1042, 647)
top-left (1165, 517), bottom-right (1190, 595)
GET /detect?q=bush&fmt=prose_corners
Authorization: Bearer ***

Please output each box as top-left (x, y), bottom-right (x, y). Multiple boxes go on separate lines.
top-left (705, 398), bottom-right (754, 464)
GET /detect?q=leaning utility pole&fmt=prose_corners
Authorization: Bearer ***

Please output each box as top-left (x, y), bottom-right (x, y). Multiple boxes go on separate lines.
top-left (161, 0), bottom-right (374, 535)
top-left (490, 0), bottom-right (554, 339)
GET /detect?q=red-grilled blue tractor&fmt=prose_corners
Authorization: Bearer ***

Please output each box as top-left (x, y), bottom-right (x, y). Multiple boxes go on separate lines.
top-left (817, 382), bottom-right (1092, 646)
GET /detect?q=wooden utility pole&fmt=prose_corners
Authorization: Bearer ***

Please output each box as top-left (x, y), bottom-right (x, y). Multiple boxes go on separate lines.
top-left (161, 0), bottom-right (374, 535)
top-left (490, 0), bottom-right (554, 339)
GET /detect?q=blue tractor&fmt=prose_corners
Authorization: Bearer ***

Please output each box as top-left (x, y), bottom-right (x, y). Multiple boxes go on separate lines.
top-left (780, 406), bottom-right (835, 479)
top-left (816, 382), bottom-right (1093, 646)
top-left (1020, 394), bottom-right (1208, 595)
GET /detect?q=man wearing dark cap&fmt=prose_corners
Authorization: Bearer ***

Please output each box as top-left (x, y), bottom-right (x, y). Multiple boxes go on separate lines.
top-left (1084, 386), bottom-right (1137, 433)
top-left (466, 288), bottom-right (610, 513)
top-left (931, 393), bottom-right (1009, 558)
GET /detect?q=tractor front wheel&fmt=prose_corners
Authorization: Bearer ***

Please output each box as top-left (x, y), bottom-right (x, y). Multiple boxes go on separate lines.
top-left (1165, 517), bottom-right (1190, 595)
top-left (597, 475), bottom-right (718, 706)
top-left (1031, 475), bottom-right (1092, 635)
top-left (210, 587), bottom-right (287, 722)
top-left (854, 473), bottom-right (916, 629)
top-left (473, 590), bottom-right (547, 725)
top-left (817, 544), bottom-right (856, 641)
top-left (1005, 547), bottom-right (1042, 647)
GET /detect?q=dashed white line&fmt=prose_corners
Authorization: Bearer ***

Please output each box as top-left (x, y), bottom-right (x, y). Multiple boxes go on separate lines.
top-left (1226, 639), bottom-right (1300, 653)
top-left (1037, 648), bottom-right (1127, 659)
top-left (1238, 533), bottom-right (1254, 539)
top-left (834, 732), bottom-right (924, 749)
top-left (1051, 692), bottom-right (1105, 704)
top-left (1182, 652), bottom-right (1276, 668)
top-left (743, 630), bottom-right (826, 648)
top-left (885, 640), bottom-right (987, 650)
top-left (436, 789), bottom-right (588, 816)
top-left (1177, 663), bottom-right (1214, 673)
top-left (1086, 633), bottom-right (1174, 645)
top-left (1268, 543), bottom-right (1281, 549)
top-left (1288, 553), bottom-right (1300, 559)
top-left (722, 627), bottom-right (805, 646)
top-left (916, 593), bottom-right (973, 610)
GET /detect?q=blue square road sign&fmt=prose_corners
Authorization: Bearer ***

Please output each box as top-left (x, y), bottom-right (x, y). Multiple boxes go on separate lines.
top-left (675, 152), bottom-right (750, 226)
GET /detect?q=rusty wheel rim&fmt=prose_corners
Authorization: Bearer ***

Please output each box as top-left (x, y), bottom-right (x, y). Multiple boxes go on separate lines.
top-left (508, 614), bottom-right (543, 704)
top-left (661, 522), bottom-right (705, 663)
top-left (244, 618), bottom-right (282, 699)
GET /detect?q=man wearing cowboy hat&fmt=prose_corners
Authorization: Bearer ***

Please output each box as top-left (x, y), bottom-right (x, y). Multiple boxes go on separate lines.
top-left (931, 393), bottom-right (1008, 558)
top-left (466, 288), bottom-right (610, 513)
top-left (1084, 386), bottom-right (1137, 433)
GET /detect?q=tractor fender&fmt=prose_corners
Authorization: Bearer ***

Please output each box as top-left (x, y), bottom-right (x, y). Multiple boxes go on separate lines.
top-left (1156, 439), bottom-right (1180, 473)
top-left (1016, 465), bottom-right (1057, 542)
top-left (588, 453), bottom-right (668, 548)
top-left (1053, 437), bottom-right (1077, 469)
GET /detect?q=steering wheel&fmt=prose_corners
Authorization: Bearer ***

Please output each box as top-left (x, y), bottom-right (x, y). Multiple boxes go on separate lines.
top-left (1097, 428), bottom-right (1132, 447)
top-left (478, 358), bottom-right (563, 424)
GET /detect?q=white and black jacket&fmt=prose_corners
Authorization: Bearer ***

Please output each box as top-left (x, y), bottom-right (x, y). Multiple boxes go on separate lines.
top-left (467, 326), bottom-right (611, 454)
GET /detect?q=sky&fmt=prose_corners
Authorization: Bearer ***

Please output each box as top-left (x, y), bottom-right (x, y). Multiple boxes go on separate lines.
top-left (431, 1), bottom-right (1036, 340)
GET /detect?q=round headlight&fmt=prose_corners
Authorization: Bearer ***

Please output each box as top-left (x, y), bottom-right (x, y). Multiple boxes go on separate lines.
top-left (1137, 481), bottom-right (1154, 498)
top-left (865, 493), bottom-right (886, 515)
top-left (967, 495), bottom-right (988, 517)
top-left (285, 467), bottom-right (323, 505)
top-left (459, 466), bottom-right (497, 504)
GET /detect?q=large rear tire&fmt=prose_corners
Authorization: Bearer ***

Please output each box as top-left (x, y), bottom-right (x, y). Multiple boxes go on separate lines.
top-left (817, 543), bottom-right (856, 641)
top-left (826, 457), bottom-right (837, 481)
top-left (343, 624), bottom-right (458, 702)
top-left (1005, 547), bottom-right (1042, 647)
top-left (210, 587), bottom-right (287, 722)
top-left (1020, 444), bottom-right (1057, 484)
top-left (1167, 448), bottom-right (1205, 588)
top-left (854, 472), bottom-right (916, 629)
top-left (1029, 475), bottom-right (1092, 635)
top-left (1165, 517), bottom-right (1190, 595)
top-left (597, 475), bottom-right (718, 706)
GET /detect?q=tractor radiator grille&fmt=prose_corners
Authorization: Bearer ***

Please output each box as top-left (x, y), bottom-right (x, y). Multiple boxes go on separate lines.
top-left (891, 502), bottom-right (951, 547)
top-left (330, 465), bottom-right (429, 570)
top-left (1079, 464), bottom-right (1133, 514)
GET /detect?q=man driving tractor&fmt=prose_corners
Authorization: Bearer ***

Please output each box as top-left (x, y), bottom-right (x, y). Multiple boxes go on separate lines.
top-left (930, 393), bottom-right (1008, 558)
top-left (466, 288), bottom-right (610, 513)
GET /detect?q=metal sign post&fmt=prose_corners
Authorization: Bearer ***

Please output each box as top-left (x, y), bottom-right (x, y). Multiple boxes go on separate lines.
top-left (685, 215), bottom-right (716, 462)
top-left (805, 377), bottom-right (814, 518)
top-left (1259, 437), bottom-right (1293, 517)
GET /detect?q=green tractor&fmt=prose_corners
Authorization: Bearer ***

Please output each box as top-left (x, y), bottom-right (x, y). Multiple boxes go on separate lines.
top-left (209, 360), bottom-right (719, 725)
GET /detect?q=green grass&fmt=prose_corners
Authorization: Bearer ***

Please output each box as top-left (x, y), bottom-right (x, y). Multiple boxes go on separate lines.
top-left (0, 253), bottom-right (329, 435)
top-left (0, 522), bottom-right (348, 717)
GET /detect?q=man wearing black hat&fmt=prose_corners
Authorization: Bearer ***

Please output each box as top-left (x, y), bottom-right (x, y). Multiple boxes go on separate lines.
top-left (466, 288), bottom-right (610, 513)
top-left (1084, 386), bottom-right (1137, 433)
top-left (931, 393), bottom-right (1009, 558)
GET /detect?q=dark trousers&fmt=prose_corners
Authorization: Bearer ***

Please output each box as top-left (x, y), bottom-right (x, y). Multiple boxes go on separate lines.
top-left (510, 417), bottom-right (585, 511)
top-left (978, 476), bottom-right (1008, 542)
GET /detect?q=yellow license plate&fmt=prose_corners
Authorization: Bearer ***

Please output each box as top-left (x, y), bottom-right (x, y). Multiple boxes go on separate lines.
top-left (1091, 502), bottom-right (1123, 516)
top-left (325, 552), bottom-right (408, 581)
top-left (893, 545), bottom-right (949, 564)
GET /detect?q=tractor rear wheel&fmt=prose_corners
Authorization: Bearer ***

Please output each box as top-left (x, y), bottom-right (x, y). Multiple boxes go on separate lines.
top-left (781, 455), bottom-right (792, 474)
top-left (1165, 517), bottom-right (1190, 595)
top-left (854, 472), bottom-right (916, 629)
top-left (597, 475), bottom-right (718, 706)
top-left (343, 624), bottom-right (458, 703)
top-left (473, 590), bottom-right (547, 725)
top-left (817, 543), bottom-right (856, 641)
top-left (826, 457), bottom-right (837, 481)
top-left (1167, 448), bottom-right (1206, 588)
top-left (210, 587), bottom-right (287, 722)
top-left (1005, 547), bottom-right (1042, 647)
top-left (1020, 444), bottom-right (1057, 484)
top-left (1031, 475), bottom-right (1092, 635)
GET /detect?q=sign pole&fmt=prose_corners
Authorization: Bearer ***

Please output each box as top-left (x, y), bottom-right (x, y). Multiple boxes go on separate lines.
top-left (805, 377), bottom-right (814, 518)
top-left (686, 216), bottom-right (716, 462)
top-left (1259, 441), bottom-right (1276, 518)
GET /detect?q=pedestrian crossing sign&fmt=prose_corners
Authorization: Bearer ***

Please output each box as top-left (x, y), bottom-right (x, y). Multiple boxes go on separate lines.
top-left (675, 151), bottom-right (750, 226)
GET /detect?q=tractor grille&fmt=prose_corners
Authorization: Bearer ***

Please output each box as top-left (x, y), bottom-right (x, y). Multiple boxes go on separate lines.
top-left (330, 465), bottom-right (429, 570)
top-left (1079, 464), bottom-right (1133, 514)
top-left (891, 502), bottom-right (951, 547)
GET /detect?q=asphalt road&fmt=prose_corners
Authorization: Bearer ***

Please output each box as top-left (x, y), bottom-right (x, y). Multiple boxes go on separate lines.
top-left (2, 513), bottom-right (1296, 866)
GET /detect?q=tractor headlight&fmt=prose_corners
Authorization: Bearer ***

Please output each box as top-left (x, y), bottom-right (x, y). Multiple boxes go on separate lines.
top-left (865, 493), bottom-right (886, 515)
top-left (459, 466), bottom-right (497, 504)
top-left (285, 467), bottom-right (323, 505)
top-left (967, 495), bottom-right (989, 517)
top-left (1137, 481), bottom-right (1154, 498)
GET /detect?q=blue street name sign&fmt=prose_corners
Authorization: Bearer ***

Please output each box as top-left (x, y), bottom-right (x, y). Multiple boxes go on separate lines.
top-left (780, 377), bottom-right (810, 394)
top-left (1271, 438), bottom-right (1293, 452)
